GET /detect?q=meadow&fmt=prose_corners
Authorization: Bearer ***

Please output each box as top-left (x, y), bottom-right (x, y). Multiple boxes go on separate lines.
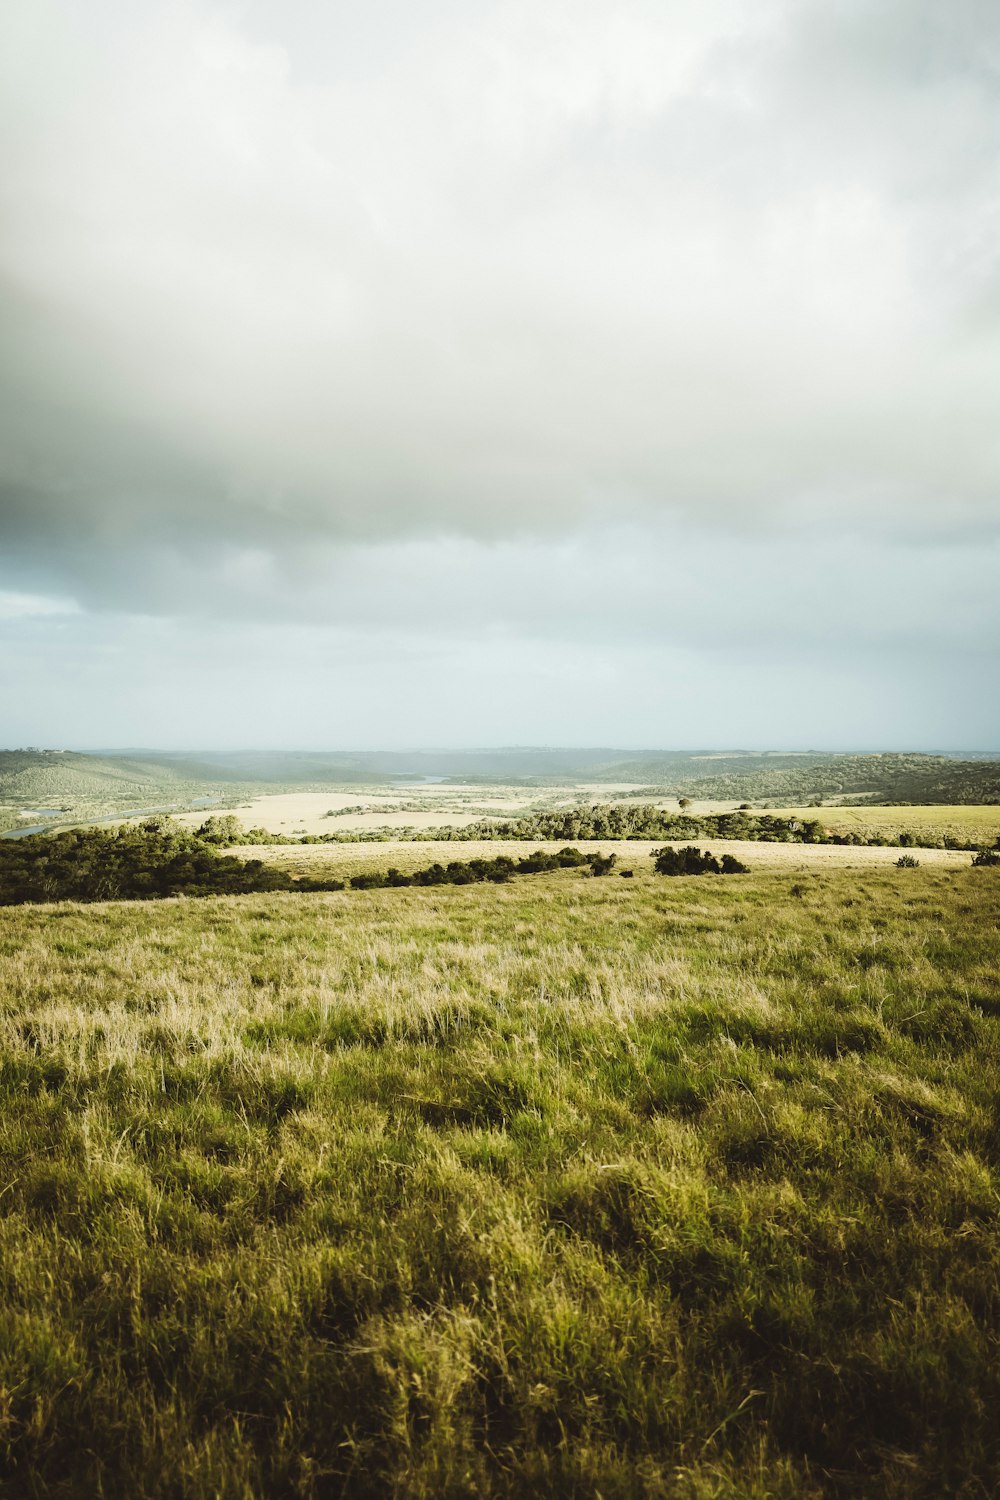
top-left (171, 793), bottom-right (1000, 850)
top-left (770, 804), bottom-right (1000, 851)
top-left (232, 835), bottom-right (974, 881)
top-left (1, 861), bottom-right (998, 1497)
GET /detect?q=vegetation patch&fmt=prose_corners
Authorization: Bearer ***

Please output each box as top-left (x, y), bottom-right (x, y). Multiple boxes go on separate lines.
top-left (0, 866), bottom-right (996, 1496)
top-left (654, 845), bottom-right (749, 875)
top-left (0, 826), bottom-right (616, 906)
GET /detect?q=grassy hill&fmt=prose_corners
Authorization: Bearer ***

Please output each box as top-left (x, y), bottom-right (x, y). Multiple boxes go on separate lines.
top-left (126, 747), bottom-right (1000, 800)
top-left (0, 864), bottom-right (997, 1497)
top-left (606, 751), bottom-right (1000, 804)
top-left (0, 749), bottom-right (205, 804)
top-left (2, 750), bottom-right (998, 838)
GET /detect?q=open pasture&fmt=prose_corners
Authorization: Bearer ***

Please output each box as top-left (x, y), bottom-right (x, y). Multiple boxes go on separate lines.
top-left (770, 803), bottom-right (1000, 849)
top-left (233, 835), bottom-right (974, 881)
top-left (169, 787), bottom-right (751, 839)
top-left (171, 790), bottom-right (1000, 850)
top-left (170, 788), bottom-right (556, 837)
top-left (0, 864), bottom-right (997, 1497)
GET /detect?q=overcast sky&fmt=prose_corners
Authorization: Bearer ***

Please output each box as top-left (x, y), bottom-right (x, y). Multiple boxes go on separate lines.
top-left (1, 0), bottom-right (998, 750)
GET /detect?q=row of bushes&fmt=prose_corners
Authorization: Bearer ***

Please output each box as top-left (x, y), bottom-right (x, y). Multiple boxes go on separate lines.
top-left (194, 805), bottom-right (986, 852)
top-left (347, 848), bottom-right (614, 889)
top-left (0, 825), bottom-right (307, 905)
top-left (450, 804), bottom-right (985, 849)
top-left (0, 827), bottom-right (623, 906)
top-left (5, 821), bottom-right (995, 907)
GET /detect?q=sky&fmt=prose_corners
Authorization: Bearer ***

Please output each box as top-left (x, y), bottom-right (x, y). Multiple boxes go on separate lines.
top-left (1, 0), bottom-right (998, 751)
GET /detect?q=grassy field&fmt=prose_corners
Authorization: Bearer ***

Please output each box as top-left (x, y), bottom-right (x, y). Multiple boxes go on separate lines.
top-left (231, 836), bottom-right (975, 880)
top-left (1, 863), bottom-right (998, 1497)
top-left (170, 793), bottom-right (1000, 848)
top-left (771, 805), bottom-right (1000, 849)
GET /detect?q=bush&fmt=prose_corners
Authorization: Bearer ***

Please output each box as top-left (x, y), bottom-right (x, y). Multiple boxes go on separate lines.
top-left (652, 846), bottom-right (746, 876)
top-left (0, 825), bottom-right (320, 904)
top-left (0, 833), bottom-right (609, 908)
top-left (896, 854), bottom-right (920, 868)
top-left (349, 848), bottom-right (599, 890)
top-left (972, 843), bottom-right (1000, 867)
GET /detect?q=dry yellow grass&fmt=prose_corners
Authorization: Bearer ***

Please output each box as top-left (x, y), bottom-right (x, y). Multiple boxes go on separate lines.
top-left (172, 790), bottom-right (1000, 846)
top-left (170, 787), bottom-right (756, 838)
top-left (172, 788), bottom-right (559, 836)
top-left (770, 804), bottom-right (1000, 845)
top-left (231, 836), bottom-right (973, 880)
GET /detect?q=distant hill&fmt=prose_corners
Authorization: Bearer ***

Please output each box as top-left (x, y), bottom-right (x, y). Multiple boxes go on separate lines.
top-left (1, 746), bottom-right (998, 808)
top-left (597, 751), bottom-right (1000, 805)
top-left (156, 748), bottom-right (998, 802)
top-left (0, 750), bottom-right (199, 804)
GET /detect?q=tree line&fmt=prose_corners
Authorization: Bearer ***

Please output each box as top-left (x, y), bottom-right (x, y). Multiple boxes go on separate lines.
top-left (4, 819), bottom-right (994, 907)
top-left (431, 804), bottom-right (983, 849)
top-left (0, 825), bottom-right (621, 906)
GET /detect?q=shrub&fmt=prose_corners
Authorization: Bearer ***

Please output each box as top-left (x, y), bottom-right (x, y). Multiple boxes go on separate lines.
top-left (896, 854), bottom-right (920, 868)
top-left (652, 846), bottom-right (746, 876)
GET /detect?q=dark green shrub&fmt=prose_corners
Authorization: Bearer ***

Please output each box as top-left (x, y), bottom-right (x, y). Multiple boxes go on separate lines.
top-left (653, 846), bottom-right (720, 876)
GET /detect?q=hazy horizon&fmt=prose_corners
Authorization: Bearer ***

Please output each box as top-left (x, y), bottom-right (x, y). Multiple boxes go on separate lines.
top-left (8, 743), bottom-right (999, 760)
top-left (2, 1), bottom-right (998, 747)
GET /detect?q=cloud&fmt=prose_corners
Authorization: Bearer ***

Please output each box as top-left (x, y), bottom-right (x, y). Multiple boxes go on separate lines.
top-left (3, 605), bottom-right (995, 752)
top-left (2, 1), bottom-right (1000, 592)
top-left (0, 590), bottom-right (80, 621)
top-left (0, 1), bottom-right (997, 747)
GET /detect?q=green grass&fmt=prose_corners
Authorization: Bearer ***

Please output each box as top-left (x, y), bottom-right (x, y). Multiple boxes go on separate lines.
top-left (772, 804), bottom-right (1000, 849)
top-left (0, 867), bottom-right (998, 1497)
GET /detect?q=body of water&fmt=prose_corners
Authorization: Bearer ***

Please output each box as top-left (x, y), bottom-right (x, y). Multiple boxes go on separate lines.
top-left (1, 796), bottom-right (222, 840)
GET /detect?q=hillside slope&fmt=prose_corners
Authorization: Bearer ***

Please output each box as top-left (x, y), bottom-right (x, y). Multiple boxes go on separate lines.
top-left (0, 750), bottom-right (202, 804)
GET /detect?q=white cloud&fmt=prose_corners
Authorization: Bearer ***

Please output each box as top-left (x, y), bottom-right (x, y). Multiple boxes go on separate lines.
top-left (0, 590), bottom-right (80, 620)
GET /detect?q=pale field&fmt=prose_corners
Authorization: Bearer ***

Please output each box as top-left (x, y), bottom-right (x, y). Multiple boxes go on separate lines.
top-left (172, 789), bottom-right (1000, 847)
top-left (772, 803), bottom-right (1000, 842)
top-left (172, 787), bottom-right (759, 837)
top-left (233, 836), bottom-right (974, 879)
top-left (172, 789), bottom-right (514, 835)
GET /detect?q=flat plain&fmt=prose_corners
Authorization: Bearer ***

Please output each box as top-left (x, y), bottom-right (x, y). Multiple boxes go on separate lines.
top-left (1, 860), bottom-right (998, 1497)
top-left (170, 790), bottom-right (1000, 849)
top-left (233, 836), bottom-right (975, 880)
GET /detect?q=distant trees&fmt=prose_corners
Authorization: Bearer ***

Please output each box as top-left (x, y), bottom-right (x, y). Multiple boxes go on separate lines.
top-left (195, 815), bottom-right (281, 846)
top-left (447, 804), bottom-right (983, 852)
top-left (195, 814), bottom-right (245, 844)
